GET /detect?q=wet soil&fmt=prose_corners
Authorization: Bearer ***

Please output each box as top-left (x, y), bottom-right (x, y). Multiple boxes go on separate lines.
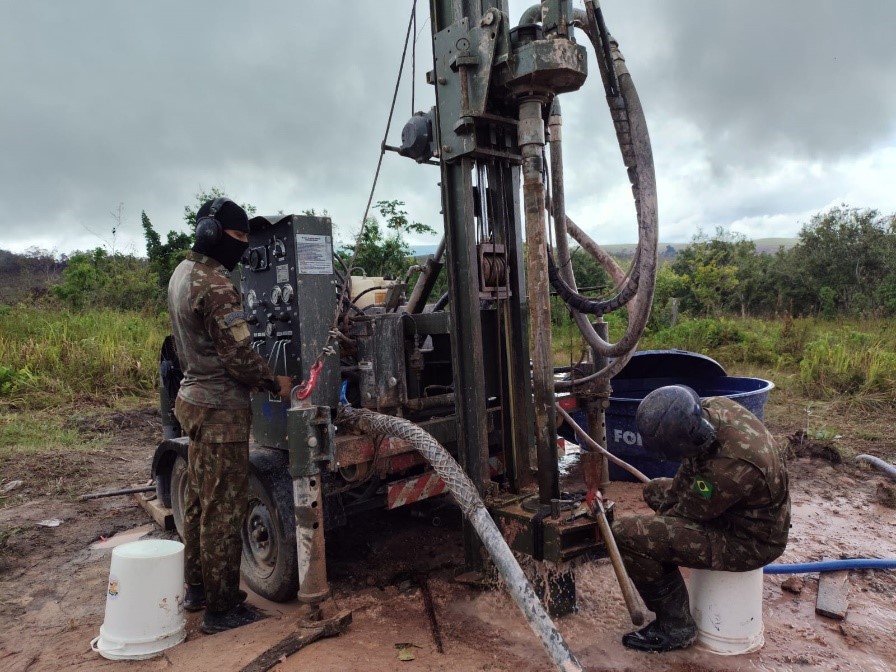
top-left (1, 402), bottom-right (896, 672)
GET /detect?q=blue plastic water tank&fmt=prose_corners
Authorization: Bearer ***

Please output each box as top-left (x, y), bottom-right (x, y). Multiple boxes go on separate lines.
top-left (606, 350), bottom-right (774, 481)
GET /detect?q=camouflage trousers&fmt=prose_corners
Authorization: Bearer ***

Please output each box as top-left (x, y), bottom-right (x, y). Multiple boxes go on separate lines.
top-left (611, 478), bottom-right (777, 585)
top-left (174, 397), bottom-right (251, 612)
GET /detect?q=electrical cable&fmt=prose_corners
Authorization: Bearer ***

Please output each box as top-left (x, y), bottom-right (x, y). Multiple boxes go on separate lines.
top-left (764, 559), bottom-right (896, 574)
top-left (310, 0), bottom-right (418, 383)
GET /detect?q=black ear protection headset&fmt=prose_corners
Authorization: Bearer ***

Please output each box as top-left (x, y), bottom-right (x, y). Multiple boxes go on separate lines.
top-left (194, 196), bottom-right (236, 245)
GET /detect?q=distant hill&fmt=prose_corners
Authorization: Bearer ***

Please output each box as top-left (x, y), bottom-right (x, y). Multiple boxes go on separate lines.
top-left (413, 244), bottom-right (440, 257)
top-left (581, 238), bottom-right (797, 256)
top-left (0, 249), bottom-right (64, 304)
top-left (752, 238), bottom-right (798, 253)
top-left (414, 238), bottom-right (797, 257)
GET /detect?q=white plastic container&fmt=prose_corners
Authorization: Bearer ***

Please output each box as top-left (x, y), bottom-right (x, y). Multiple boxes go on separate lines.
top-left (91, 539), bottom-right (186, 660)
top-left (350, 275), bottom-right (393, 309)
top-left (688, 567), bottom-right (764, 655)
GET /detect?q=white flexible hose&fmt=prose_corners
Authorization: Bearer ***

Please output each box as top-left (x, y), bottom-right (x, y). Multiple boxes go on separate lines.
top-left (337, 406), bottom-right (583, 672)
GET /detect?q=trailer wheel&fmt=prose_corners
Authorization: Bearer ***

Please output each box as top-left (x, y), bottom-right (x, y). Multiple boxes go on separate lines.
top-left (170, 455), bottom-right (189, 539)
top-left (241, 448), bottom-right (298, 602)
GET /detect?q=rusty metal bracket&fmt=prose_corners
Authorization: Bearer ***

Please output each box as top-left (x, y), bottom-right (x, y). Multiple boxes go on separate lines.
top-left (489, 494), bottom-right (602, 563)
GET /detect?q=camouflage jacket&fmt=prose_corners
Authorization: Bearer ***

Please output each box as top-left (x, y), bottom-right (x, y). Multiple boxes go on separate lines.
top-left (168, 251), bottom-right (277, 409)
top-left (657, 396), bottom-right (790, 553)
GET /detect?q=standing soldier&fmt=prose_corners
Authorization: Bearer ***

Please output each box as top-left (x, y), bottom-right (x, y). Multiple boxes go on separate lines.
top-left (168, 197), bottom-right (292, 634)
top-left (611, 385), bottom-right (790, 652)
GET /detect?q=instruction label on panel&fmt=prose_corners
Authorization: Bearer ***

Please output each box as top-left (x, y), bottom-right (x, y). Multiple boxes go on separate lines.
top-left (295, 234), bottom-right (333, 275)
top-left (276, 264), bottom-right (289, 284)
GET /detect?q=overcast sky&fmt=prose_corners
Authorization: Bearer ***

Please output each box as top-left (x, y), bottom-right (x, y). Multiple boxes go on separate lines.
top-left (2, 1), bottom-right (895, 257)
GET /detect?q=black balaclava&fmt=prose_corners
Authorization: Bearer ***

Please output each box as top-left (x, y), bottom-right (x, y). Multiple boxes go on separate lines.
top-left (192, 199), bottom-right (250, 271)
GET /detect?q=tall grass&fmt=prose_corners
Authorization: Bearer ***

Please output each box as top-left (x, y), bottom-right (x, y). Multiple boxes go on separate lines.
top-left (799, 331), bottom-right (896, 400)
top-left (0, 307), bottom-right (168, 407)
top-left (552, 313), bottom-right (896, 406)
top-left (2, 306), bottom-right (895, 409)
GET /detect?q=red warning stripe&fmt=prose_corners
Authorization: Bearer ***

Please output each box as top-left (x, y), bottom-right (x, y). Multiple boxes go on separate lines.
top-left (387, 472), bottom-right (447, 509)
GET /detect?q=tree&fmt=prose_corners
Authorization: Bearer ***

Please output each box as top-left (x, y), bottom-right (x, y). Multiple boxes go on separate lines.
top-left (53, 248), bottom-right (158, 311)
top-left (336, 200), bottom-right (436, 280)
top-left (143, 188), bottom-right (258, 298)
top-left (142, 211), bottom-right (192, 301)
top-left (182, 187), bottom-right (257, 231)
top-left (785, 206), bottom-right (896, 316)
top-left (670, 228), bottom-right (749, 316)
top-left (567, 245), bottom-right (612, 293)
top-left (649, 264), bottom-right (689, 329)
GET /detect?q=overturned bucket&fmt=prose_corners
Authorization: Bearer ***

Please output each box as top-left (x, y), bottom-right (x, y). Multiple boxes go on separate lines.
top-left (688, 567), bottom-right (764, 655)
top-left (91, 539), bottom-right (186, 660)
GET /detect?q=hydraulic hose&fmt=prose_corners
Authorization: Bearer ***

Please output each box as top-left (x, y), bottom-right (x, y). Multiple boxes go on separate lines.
top-left (337, 406), bottom-right (583, 672)
top-left (548, 104), bottom-right (641, 324)
top-left (558, 5), bottom-right (657, 362)
top-left (764, 559), bottom-right (896, 574)
top-left (856, 454), bottom-right (896, 481)
top-left (565, 216), bottom-right (629, 288)
top-left (545, 5), bottom-right (658, 393)
top-left (548, 245), bottom-right (638, 317)
top-left (555, 404), bottom-right (650, 483)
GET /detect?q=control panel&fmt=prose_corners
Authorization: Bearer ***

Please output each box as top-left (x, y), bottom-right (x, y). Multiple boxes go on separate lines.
top-left (241, 214), bottom-right (340, 447)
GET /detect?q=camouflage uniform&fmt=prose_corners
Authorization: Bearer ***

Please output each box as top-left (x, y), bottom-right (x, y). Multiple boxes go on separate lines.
top-left (611, 396), bottom-right (790, 584)
top-left (169, 251), bottom-right (278, 612)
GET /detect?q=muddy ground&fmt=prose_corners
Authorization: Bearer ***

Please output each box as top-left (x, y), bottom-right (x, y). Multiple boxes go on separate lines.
top-left (1, 401), bottom-right (896, 672)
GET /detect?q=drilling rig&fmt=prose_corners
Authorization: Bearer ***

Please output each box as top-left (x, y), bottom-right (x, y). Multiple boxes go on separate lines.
top-left (153, 1), bottom-right (657, 668)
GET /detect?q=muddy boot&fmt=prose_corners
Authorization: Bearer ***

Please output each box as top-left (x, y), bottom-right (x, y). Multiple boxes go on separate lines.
top-left (201, 603), bottom-right (264, 634)
top-left (184, 583), bottom-right (206, 612)
top-left (184, 584), bottom-right (247, 612)
top-left (622, 570), bottom-right (697, 652)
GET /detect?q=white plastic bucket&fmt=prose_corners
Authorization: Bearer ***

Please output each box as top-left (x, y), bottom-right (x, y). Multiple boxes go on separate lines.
top-left (688, 567), bottom-right (764, 655)
top-left (91, 539), bottom-right (186, 660)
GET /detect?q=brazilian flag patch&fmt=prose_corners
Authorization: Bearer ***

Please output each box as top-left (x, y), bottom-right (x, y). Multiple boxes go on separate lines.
top-left (693, 477), bottom-right (714, 499)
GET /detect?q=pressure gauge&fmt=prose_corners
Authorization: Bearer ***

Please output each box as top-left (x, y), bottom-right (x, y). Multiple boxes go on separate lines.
top-left (272, 238), bottom-right (287, 258)
top-left (246, 289), bottom-right (258, 309)
top-left (270, 286), bottom-right (283, 305)
top-left (281, 284), bottom-right (294, 304)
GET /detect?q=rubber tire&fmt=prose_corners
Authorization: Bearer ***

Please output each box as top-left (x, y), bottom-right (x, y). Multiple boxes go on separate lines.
top-left (240, 448), bottom-right (299, 602)
top-left (170, 455), bottom-right (190, 540)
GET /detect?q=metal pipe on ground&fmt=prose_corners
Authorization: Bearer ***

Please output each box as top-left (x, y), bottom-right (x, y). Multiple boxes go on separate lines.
top-left (856, 454), bottom-right (896, 481)
top-left (337, 406), bottom-right (583, 672)
top-left (80, 485), bottom-right (156, 501)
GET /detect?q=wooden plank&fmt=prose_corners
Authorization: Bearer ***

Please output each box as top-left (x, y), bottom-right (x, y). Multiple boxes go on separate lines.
top-left (815, 557), bottom-right (849, 620)
top-left (240, 610), bottom-right (352, 672)
top-left (134, 493), bottom-right (175, 531)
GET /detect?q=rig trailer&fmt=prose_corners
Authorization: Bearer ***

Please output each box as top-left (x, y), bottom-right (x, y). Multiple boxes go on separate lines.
top-left (152, 2), bottom-right (658, 668)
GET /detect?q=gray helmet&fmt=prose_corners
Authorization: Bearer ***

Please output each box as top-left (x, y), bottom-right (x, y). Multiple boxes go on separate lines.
top-left (635, 385), bottom-right (716, 459)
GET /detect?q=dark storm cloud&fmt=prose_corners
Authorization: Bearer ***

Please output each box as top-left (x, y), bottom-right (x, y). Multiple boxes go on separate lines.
top-left (0, 1), bottom-right (427, 252)
top-left (1, 1), bottom-right (895, 254)
top-left (616, 1), bottom-right (896, 164)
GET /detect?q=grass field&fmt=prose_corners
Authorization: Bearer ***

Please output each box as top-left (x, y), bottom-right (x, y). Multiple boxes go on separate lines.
top-left (1, 306), bottom-right (893, 461)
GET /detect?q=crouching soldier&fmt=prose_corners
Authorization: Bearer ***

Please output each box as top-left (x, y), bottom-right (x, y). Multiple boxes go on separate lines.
top-left (611, 385), bottom-right (790, 652)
